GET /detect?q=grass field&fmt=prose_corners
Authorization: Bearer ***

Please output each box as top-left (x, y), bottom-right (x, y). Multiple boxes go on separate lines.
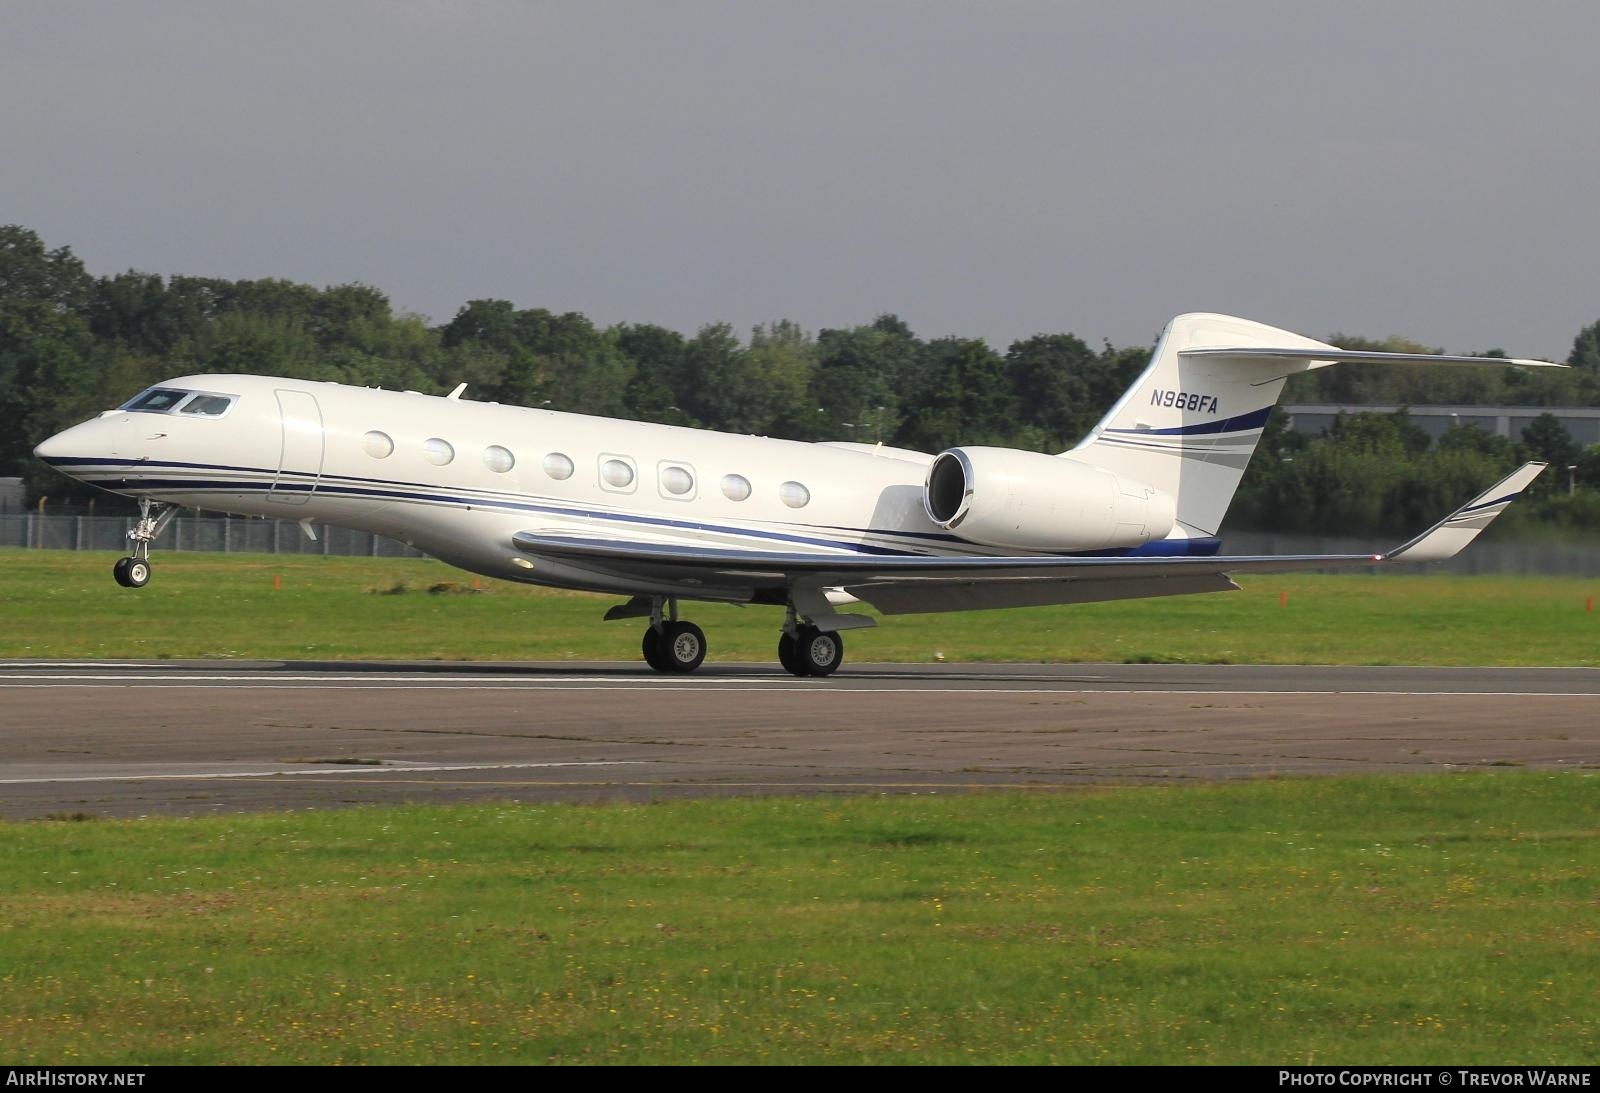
top-left (1, 549), bottom-right (1597, 665)
top-left (5, 552), bottom-right (1597, 1064)
top-left (2, 774), bottom-right (1596, 1065)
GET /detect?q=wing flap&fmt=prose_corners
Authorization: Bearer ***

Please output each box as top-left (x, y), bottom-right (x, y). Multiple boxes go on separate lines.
top-left (847, 573), bottom-right (1240, 615)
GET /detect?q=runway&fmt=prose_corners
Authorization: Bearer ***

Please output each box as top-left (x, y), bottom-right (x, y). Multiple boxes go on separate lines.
top-left (2, 660), bottom-right (1597, 818)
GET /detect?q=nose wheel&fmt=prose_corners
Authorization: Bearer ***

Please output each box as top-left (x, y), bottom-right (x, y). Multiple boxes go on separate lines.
top-left (112, 557), bottom-right (151, 588)
top-left (111, 498), bottom-right (177, 589)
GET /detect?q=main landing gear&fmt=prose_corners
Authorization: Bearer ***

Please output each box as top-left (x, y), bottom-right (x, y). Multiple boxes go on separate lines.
top-left (642, 620), bottom-right (708, 673)
top-left (112, 498), bottom-right (177, 589)
top-left (617, 595), bottom-right (848, 677)
top-left (776, 627), bottom-right (844, 677)
top-left (636, 598), bottom-right (708, 674)
top-left (777, 603), bottom-right (844, 678)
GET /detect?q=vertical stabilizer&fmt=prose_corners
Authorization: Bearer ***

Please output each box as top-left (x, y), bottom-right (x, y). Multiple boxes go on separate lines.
top-left (1070, 313), bottom-right (1335, 536)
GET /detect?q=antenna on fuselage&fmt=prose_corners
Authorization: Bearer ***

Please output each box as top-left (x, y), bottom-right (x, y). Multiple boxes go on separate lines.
top-left (446, 383), bottom-right (468, 400)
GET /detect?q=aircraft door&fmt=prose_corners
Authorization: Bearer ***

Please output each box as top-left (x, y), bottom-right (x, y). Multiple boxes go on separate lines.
top-left (268, 390), bottom-right (325, 505)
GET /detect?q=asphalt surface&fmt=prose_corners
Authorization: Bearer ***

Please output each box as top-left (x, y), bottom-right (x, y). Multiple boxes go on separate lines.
top-left (2, 659), bottom-right (1597, 818)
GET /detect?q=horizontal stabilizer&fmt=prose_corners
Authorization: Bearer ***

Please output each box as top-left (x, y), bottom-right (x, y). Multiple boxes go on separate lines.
top-left (1180, 346), bottom-right (1561, 371)
top-left (1074, 313), bottom-right (1560, 538)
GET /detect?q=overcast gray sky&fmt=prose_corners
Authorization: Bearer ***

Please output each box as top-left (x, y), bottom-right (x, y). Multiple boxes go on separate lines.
top-left (4, 1), bottom-right (1596, 359)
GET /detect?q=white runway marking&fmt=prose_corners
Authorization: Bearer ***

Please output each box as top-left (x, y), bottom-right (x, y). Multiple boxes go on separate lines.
top-left (4, 661), bottom-right (183, 668)
top-left (5, 684), bottom-right (1599, 697)
top-left (2, 666), bottom-right (1597, 698)
top-left (0, 760), bottom-right (641, 786)
top-left (0, 671), bottom-right (1596, 697)
top-left (12, 672), bottom-right (743, 681)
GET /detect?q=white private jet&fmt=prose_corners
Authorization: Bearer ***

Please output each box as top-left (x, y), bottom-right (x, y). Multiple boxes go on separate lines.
top-left (33, 313), bottom-right (1554, 677)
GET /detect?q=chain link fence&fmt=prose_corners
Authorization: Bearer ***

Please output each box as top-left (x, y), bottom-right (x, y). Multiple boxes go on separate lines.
top-left (1210, 533), bottom-right (1600, 578)
top-left (2, 514), bottom-right (424, 558)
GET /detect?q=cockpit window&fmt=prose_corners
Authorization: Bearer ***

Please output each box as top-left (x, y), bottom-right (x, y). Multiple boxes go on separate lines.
top-left (123, 388), bottom-right (191, 413)
top-left (120, 387), bottom-right (238, 418)
top-left (179, 394), bottom-right (234, 416)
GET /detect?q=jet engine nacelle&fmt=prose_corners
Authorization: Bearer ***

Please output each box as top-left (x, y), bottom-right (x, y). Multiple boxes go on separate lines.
top-left (923, 446), bottom-right (1177, 552)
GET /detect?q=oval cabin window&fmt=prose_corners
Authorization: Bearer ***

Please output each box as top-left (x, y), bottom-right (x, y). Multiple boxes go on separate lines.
top-left (543, 452), bottom-right (575, 480)
top-left (362, 431), bottom-right (394, 459)
top-left (779, 481), bottom-right (810, 508)
top-left (601, 458), bottom-right (635, 489)
top-left (423, 438), bottom-right (454, 466)
top-left (660, 465), bottom-right (694, 496)
top-left (482, 445), bottom-right (515, 473)
top-left (720, 473), bottom-right (752, 502)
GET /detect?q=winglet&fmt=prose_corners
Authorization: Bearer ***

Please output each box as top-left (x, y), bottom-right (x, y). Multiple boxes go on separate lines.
top-left (1385, 462), bottom-right (1546, 564)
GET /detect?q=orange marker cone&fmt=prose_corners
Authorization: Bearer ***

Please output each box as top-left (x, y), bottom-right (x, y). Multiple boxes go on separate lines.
top-left (273, 573), bottom-right (281, 591)
top-left (1280, 590), bottom-right (1288, 608)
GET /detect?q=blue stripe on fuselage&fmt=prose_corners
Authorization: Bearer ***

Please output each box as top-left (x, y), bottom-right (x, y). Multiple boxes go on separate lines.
top-left (1103, 406), bottom-right (1273, 437)
top-left (46, 454), bottom-right (1210, 560)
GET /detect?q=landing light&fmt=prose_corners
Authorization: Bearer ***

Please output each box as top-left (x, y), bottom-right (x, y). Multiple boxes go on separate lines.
top-left (511, 557), bottom-right (535, 570)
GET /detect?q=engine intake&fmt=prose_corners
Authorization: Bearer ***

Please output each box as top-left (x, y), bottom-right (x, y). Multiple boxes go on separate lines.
top-left (924, 446), bottom-right (1176, 552)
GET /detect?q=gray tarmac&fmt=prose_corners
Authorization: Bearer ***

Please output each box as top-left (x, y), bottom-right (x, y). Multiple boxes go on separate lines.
top-left (2, 660), bottom-right (1597, 818)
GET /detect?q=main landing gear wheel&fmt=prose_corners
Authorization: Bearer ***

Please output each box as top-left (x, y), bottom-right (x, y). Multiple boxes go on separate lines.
top-left (641, 626), bottom-right (667, 671)
top-left (661, 621), bottom-right (707, 673)
top-left (781, 625), bottom-right (843, 678)
top-left (112, 557), bottom-right (150, 588)
top-left (642, 621), bottom-right (707, 673)
top-left (777, 631), bottom-right (803, 675)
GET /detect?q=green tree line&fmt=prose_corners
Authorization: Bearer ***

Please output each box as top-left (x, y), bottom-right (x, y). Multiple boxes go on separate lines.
top-left (6, 225), bottom-right (1599, 534)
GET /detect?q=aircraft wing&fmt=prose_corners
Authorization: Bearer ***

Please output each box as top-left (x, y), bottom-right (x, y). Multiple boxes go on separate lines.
top-left (510, 462), bottom-right (1545, 615)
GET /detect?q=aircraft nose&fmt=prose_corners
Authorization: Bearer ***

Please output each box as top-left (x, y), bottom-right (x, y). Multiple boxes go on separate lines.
top-left (33, 427), bottom-right (78, 463)
top-left (33, 418), bottom-right (105, 464)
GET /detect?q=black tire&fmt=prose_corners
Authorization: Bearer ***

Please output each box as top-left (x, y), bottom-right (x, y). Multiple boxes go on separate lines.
top-left (796, 625), bottom-right (844, 677)
top-left (113, 557), bottom-right (133, 587)
top-left (642, 626), bottom-right (669, 672)
top-left (778, 631), bottom-right (807, 677)
top-left (125, 559), bottom-right (151, 588)
top-left (660, 621), bottom-right (707, 673)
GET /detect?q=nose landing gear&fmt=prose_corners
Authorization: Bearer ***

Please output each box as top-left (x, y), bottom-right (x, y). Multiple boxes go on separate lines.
top-left (112, 498), bottom-right (177, 589)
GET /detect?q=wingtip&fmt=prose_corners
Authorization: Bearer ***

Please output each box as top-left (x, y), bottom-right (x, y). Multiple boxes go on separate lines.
top-left (1501, 461), bottom-right (1548, 495)
top-left (1386, 462), bottom-right (1543, 564)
